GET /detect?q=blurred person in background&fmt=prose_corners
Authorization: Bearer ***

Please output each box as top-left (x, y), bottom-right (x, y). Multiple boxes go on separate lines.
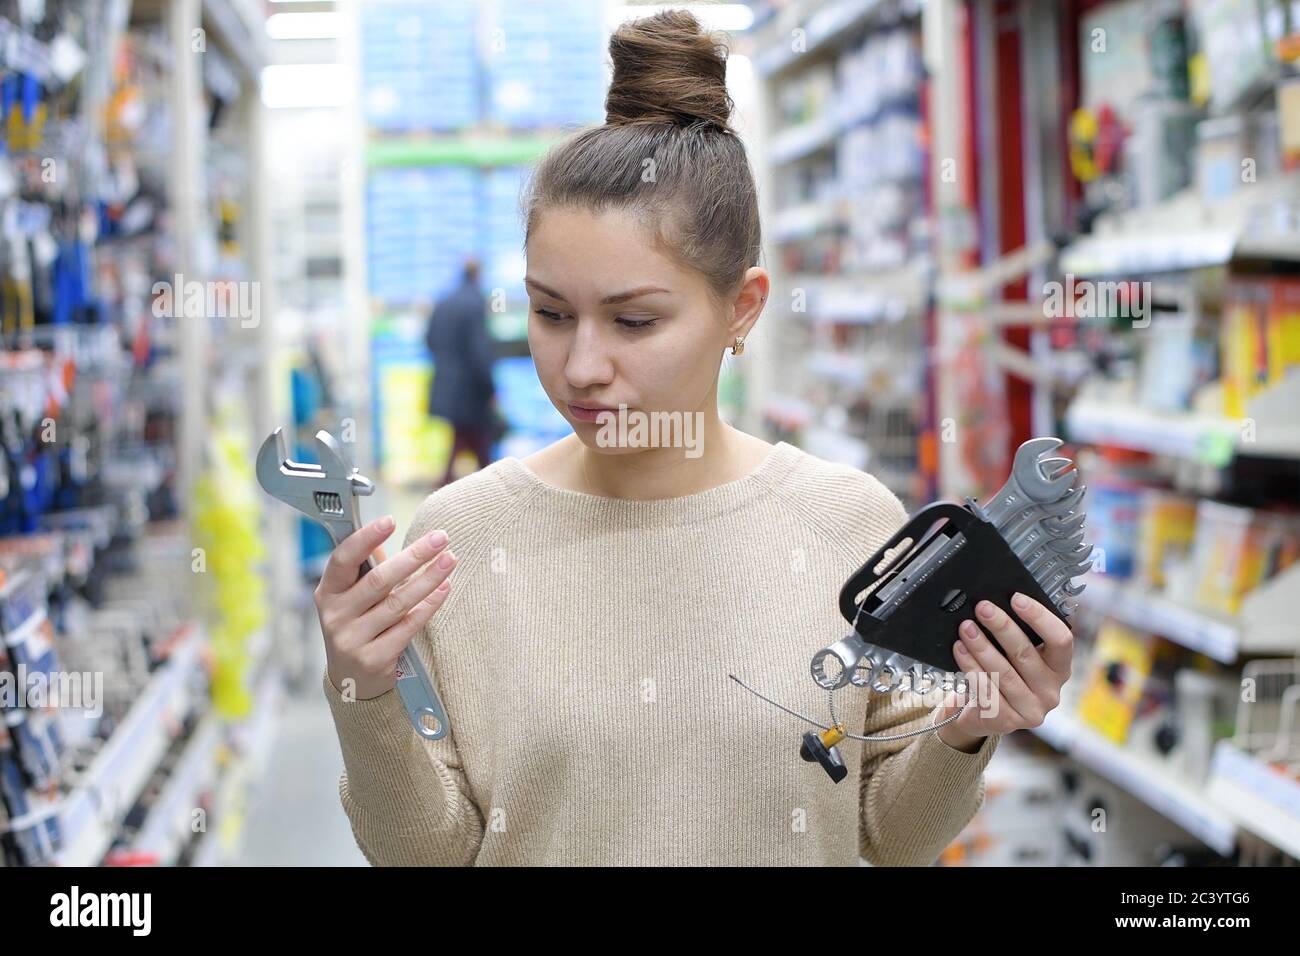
top-left (424, 256), bottom-right (501, 487)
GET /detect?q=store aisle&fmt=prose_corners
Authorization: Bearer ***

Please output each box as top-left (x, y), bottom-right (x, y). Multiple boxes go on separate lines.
top-left (234, 679), bottom-right (366, 867)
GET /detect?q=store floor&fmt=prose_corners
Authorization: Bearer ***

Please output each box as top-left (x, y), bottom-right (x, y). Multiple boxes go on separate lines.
top-left (232, 484), bottom-right (433, 866)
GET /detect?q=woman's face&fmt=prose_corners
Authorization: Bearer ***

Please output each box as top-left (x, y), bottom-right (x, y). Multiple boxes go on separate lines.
top-left (525, 205), bottom-right (759, 452)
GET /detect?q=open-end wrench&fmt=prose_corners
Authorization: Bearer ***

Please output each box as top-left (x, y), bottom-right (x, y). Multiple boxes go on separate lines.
top-left (979, 483), bottom-right (1088, 546)
top-left (1017, 529), bottom-right (1088, 567)
top-left (1026, 542), bottom-right (1093, 578)
top-left (1042, 565), bottom-right (1092, 602)
top-left (256, 427), bottom-right (450, 740)
top-left (1043, 511), bottom-right (1088, 535)
top-left (1003, 518), bottom-right (1086, 559)
top-left (977, 438), bottom-right (1077, 526)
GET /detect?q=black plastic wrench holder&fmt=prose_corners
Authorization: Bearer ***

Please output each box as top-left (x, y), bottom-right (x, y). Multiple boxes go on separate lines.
top-left (837, 502), bottom-right (1070, 675)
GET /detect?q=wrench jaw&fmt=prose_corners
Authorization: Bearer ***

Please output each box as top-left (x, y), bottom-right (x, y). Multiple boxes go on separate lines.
top-left (986, 484), bottom-right (1087, 545)
top-left (979, 438), bottom-right (1082, 529)
top-left (255, 427), bottom-right (291, 496)
top-left (314, 430), bottom-right (375, 497)
top-left (974, 439), bottom-right (1091, 616)
top-left (256, 427), bottom-right (375, 550)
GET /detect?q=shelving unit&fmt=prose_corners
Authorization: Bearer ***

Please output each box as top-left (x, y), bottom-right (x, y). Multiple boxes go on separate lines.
top-left (1208, 741), bottom-right (1300, 859)
top-left (1032, 707), bottom-right (1237, 857)
top-left (919, 0), bottom-right (1300, 866)
top-left (129, 712), bottom-right (224, 866)
top-left (744, 0), bottom-right (932, 508)
top-left (1058, 172), bottom-right (1300, 277)
top-left (0, 0), bottom-right (290, 867)
top-left (54, 622), bottom-right (206, 867)
top-left (1065, 374), bottom-right (1300, 464)
top-left (186, 665), bottom-right (282, 867)
top-left (753, 0), bottom-right (894, 76)
top-left (1081, 562), bottom-right (1300, 666)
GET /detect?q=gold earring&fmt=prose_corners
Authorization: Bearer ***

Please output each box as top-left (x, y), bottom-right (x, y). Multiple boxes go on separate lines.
top-left (731, 336), bottom-right (746, 356)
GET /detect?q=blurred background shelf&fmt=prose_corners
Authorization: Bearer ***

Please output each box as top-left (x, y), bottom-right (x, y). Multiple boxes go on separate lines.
top-left (1208, 742), bottom-right (1300, 859)
top-left (1032, 708), bottom-right (1237, 857)
top-left (54, 624), bottom-right (206, 867)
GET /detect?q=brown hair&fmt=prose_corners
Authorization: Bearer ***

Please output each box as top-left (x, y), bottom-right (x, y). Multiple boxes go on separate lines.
top-left (521, 10), bottom-right (762, 310)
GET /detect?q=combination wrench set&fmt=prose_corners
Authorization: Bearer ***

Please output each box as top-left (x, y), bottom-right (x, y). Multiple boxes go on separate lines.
top-left (796, 437), bottom-right (1092, 781)
top-left (255, 428), bottom-right (450, 740)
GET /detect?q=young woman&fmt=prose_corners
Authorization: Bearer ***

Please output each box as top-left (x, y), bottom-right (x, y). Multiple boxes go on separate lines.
top-left (317, 11), bottom-right (1072, 867)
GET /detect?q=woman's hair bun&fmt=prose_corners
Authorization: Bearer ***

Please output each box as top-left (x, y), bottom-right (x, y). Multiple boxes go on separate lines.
top-left (604, 10), bottom-right (735, 133)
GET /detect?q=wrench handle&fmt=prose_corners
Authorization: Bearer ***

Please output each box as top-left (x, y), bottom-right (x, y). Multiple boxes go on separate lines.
top-left (350, 552), bottom-right (450, 740)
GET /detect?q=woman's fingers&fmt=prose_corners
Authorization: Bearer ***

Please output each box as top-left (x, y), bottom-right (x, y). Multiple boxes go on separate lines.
top-left (365, 577), bottom-right (453, 667)
top-left (953, 615), bottom-right (1032, 728)
top-left (949, 594), bottom-right (1076, 734)
top-left (1013, 592), bottom-right (1074, 680)
top-left (975, 597), bottom-right (1059, 700)
top-left (317, 515), bottom-right (395, 596)
top-left (353, 545), bottom-right (457, 640)
top-left (338, 527), bottom-right (451, 618)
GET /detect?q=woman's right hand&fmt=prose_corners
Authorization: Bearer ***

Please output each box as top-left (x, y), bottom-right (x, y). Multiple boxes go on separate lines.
top-left (316, 515), bottom-right (458, 701)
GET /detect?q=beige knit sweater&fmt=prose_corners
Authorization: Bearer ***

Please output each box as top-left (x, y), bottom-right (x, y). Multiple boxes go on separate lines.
top-left (322, 440), bottom-right (1000, 866)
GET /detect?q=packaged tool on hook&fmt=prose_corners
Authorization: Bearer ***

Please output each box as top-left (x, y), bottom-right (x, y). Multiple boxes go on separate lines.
top-left (798, 437), bottom-right (1092, 781)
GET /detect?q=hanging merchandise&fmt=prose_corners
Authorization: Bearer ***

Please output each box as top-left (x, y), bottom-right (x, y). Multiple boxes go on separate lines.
top-left (192, 401), bottom-right (268, 721)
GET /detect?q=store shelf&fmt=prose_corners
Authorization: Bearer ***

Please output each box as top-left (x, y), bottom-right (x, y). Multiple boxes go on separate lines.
top-left (1083, 562), bottom-right (1300, 664)
top-left (3, 606), bottom-right (48, 659)
top-left (1058, 173), bottom-right (1300, 277)
top-left (1059, 230), bottom-right (1238, 277)
top-left (53, 622), bottom-right (207, 867)
top-left (802, 426), bottom-right (869, 470)
top-left (1066, 372), bottom-right (1300, 464)
top-left (1081, 576), bottom-right (1239, 664)
top-left (190, 669), bottom-right (282, 867)
top-left (807, 350), bottom-right (868, 386)
top-left (762, 394), bottom-right (815, 430)
top-left (1031, 708), bottom-right (1237, 856)
top-left (1207, 742), bottom-right (1300, 859)
top-left (789, 265), bottom-right (927, 323)
top-left (364, 134), bottom-right (556, 168)
top-left (1065, 401), bottom-right (1240, 466)
top-left (769, 116), bottom-right (839, 165)
top-left (771, 200), bottom-right (841, 242)
top-left (129, 713), bottom-right (224, 866)
top-left (770, 93), bottom-right (922, 166)
top-left (200, 0), bottom-right (269, 82)
top-left (754, 0), bottom-right (892, 75)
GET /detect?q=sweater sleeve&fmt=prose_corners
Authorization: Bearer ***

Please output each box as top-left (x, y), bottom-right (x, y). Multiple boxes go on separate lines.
top-left (321, 498), bottom-right (487, 867)
top-left (856, 690), bottom-right (1000, 866)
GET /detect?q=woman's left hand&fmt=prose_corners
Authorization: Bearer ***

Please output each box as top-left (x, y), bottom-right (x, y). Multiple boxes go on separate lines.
top-left (934, 592), bottom-right (1074, 753)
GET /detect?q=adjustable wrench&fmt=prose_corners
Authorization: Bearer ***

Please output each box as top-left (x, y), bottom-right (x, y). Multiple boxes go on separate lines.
top-left (256, 427), bottom-right (450, 740)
